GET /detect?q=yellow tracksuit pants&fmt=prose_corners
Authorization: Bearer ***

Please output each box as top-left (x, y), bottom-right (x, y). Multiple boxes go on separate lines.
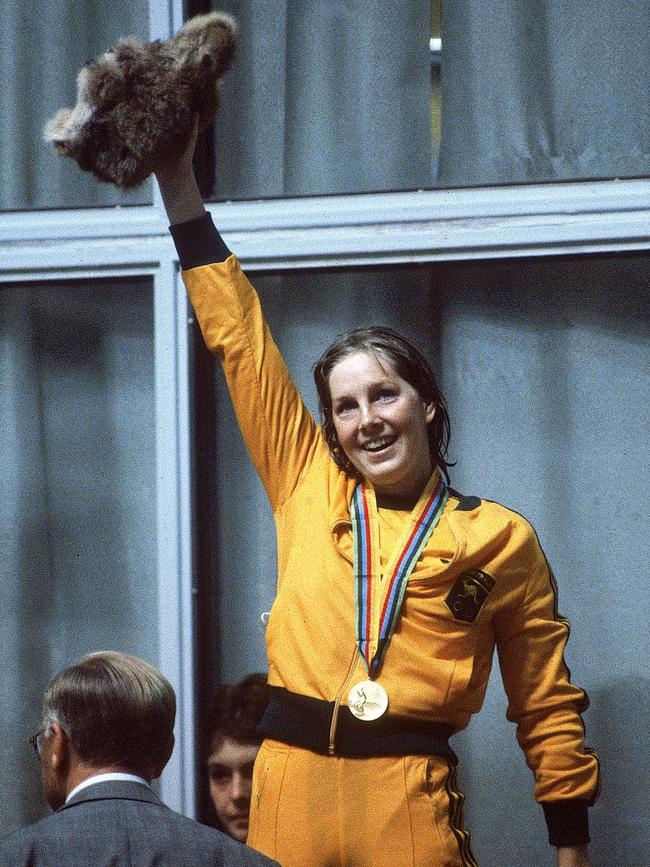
top-left (247, 739), bottom-right (478, 867)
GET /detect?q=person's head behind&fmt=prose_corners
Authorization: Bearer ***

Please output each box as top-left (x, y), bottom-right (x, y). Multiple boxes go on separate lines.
top-left (42, 651), bottom-right (176, 785)
top-left (205, 673), bottom-right (269, 843)
top-left (313, 326), bottom-right (452, 485)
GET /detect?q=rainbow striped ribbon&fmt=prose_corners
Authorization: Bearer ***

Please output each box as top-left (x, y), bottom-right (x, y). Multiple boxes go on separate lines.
top-left (350, 469), bottom-right (448, 677)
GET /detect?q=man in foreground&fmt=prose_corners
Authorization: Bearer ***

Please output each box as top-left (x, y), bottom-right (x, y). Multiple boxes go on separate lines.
top-left (0, 651), bottom-right (278, 866)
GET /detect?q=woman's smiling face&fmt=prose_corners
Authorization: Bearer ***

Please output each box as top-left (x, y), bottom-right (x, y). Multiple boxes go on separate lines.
top-left (328, 349), bottom-right (435, 500)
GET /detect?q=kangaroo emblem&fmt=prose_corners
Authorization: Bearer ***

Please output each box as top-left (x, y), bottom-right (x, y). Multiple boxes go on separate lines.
top-left (445, 570), bottom-right (495, 623)
top-left (461, 578), bottom-right (480, 602)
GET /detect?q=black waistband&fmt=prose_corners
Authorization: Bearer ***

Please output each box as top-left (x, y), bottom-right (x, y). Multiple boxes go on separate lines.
top-left (259, 686), bottom-right (457, 763)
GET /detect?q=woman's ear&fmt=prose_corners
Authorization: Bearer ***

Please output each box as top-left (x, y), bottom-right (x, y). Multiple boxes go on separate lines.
top-left (424, 401), bottom-right (436, 424)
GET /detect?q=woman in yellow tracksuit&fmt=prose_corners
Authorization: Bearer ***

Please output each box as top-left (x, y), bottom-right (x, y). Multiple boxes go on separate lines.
top-left (155, 130), bottom-right (599, 867)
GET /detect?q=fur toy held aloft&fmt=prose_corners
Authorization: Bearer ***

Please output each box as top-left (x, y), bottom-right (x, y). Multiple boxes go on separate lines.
top-left (44, 13), bottom-right (237, 189)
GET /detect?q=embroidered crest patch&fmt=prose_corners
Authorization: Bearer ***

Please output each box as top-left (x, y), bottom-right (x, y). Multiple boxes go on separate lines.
top-left (445, 569), bottom-right (495, 623)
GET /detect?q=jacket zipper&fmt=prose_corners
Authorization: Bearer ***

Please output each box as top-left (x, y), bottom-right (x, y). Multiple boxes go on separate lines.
top-left (328, 647), bottom-right (360, 755)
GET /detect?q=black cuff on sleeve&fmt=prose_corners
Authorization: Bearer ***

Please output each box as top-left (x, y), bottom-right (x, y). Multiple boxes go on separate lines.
top-left (168, 212), bottom-right (231, 270)
top-left (542, 800), bottom-right (590, 847)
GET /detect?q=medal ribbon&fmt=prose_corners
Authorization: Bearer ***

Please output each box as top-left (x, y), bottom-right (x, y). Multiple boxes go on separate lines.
top-left (350, 468), bottom-right (448, 678)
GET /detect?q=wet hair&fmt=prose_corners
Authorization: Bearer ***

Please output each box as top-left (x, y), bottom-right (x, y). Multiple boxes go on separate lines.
top-left (42, 651), bottom-right (175, 778)
top-left (204, 673), bottom-right (269, 757)
top-left (313, 325), bottom-right (453, 483)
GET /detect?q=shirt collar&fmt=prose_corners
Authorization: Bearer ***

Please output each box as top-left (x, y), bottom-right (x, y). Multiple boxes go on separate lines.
top-left (65, 772), bottom-right (150, 804)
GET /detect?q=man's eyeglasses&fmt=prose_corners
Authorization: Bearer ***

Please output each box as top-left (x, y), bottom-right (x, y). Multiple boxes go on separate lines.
top-left (29, 728), bottom-right (46, 758)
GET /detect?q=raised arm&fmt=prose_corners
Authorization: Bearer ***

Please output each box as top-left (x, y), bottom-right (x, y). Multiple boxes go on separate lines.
top-left (152, 120), bottom-right (323, 510)
top-left (154, 117), bottom-right (205, 226)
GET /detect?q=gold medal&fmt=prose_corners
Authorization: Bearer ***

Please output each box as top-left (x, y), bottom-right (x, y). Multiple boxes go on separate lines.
top-left (347, 679), bottom-right (388, 721)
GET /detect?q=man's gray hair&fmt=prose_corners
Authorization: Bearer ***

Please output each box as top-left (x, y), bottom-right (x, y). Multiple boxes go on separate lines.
top-left (42, 651), bottom-right (176, 777)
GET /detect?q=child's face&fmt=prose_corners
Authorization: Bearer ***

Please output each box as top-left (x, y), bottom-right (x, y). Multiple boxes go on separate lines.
top-left (207, 737), bottom-right (260, 842)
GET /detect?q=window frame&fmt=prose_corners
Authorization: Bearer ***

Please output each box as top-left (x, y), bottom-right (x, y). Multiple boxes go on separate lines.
top-left (1, 0), bottom-right (649, 820)
top-left (204, 177), bottom-right (650, 271)
top-left (0, 226), bottom-right (196, 817)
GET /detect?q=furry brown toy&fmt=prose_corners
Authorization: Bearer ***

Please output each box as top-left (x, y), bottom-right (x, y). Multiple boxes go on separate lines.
top-left (44, 12), bottom-right (237, 189)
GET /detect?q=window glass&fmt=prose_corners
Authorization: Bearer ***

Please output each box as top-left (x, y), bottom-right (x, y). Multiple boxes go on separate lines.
top-left (208, 1), bottom-right (433, 199)
top-left (0, 277), bottom-right (157, 831)
top-left (1, 1), bottom-right (150, 210)
top-left (437, 1), bottom-right (650, 186)
top-left (430, 0), bottom-right (442, 179)
top-left (202, 0), bottom-right (649, 198)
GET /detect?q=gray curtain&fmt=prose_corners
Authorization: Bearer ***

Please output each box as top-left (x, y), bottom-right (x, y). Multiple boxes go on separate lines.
top-left (0, 280), bottom-right (157, 833)
top-left (438, 0), bottom-right (650, 186)
top-left (212, 0), bottom-right (433, 198)
top-left (0, 1), bottom-right (149, 209)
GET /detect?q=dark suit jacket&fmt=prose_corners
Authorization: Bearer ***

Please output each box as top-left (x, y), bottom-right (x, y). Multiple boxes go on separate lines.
top-left (0, 780), bottom-right (279, 866)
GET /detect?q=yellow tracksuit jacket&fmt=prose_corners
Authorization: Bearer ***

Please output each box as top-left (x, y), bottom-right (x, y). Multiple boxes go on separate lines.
top-left (174, 214), bottom-right (599, 847)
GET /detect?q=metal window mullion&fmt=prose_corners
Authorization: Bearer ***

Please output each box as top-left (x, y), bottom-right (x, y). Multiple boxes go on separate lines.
top-left (153, 256), bottom-right (195, 818)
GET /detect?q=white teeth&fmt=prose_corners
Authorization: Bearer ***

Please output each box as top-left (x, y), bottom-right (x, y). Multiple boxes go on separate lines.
top-left (364, 437), bottom-right (394, 451)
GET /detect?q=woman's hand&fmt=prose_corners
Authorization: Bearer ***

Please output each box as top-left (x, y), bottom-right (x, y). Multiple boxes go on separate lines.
top-left (154, 115), bottom-right (199, 181)
top-left (557, 844), bottom-right (591, 867)
top-left (154, 115), bottom-right (206, 225)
